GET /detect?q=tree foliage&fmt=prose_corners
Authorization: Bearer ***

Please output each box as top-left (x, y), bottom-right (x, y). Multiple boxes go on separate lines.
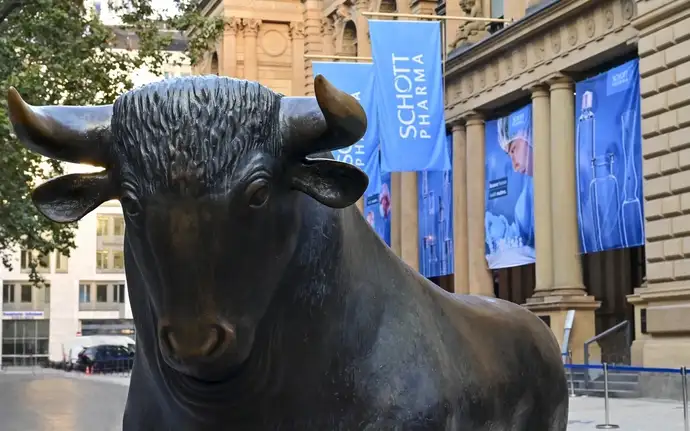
top-left (0, 0), bottom-right (222, 281)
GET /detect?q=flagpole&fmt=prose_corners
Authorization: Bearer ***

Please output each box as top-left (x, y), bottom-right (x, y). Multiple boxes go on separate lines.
top-left (304, 54), bottom-right (372, 62)
top-left (361, 11), bottom-right (512, 24)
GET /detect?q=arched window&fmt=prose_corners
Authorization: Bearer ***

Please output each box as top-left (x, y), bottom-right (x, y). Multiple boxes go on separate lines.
top-left (210, 52), bottom-right (219, 75)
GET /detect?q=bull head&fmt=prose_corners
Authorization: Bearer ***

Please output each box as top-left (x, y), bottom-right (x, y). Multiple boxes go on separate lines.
top-left (7, 75), bottom-right (369, 223)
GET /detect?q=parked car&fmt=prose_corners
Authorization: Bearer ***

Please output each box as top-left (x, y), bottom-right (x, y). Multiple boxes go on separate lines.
top-left (60, 335), bottom-right (135, 371)
top-left (76, 344), bottom-right (134, 373)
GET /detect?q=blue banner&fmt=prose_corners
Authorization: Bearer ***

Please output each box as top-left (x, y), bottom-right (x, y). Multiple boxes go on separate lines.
top-left (369, 20), bottom-right (450, 173)
top-left (363, 151), bottom-right (391, 246)
top-left (312, 62), bottom-right (378, 169)
top-left (418, 133), bottom-right (454, 277)
top-left (484, 105), bottom-right (535, 269)
top-left (576, 59), bottom-right (644, 253)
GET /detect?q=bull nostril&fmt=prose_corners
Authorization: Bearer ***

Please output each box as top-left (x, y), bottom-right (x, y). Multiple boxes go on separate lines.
top-left (198, 326), bottom-right (219, 356)
top-left (158, 323), bottom-right (235, 359)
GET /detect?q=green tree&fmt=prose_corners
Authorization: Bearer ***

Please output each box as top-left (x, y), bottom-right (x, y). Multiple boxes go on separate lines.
top-left (0, 0), bottom-right (222, 281)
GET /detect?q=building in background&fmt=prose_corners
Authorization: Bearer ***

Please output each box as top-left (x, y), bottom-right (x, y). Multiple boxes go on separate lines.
top-left (190, 0), bottom-right (690, 370)
top-left (0, 15), bottom-right (191, 366)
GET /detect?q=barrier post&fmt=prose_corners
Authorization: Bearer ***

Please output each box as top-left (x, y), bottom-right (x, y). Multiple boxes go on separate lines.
top-left (596, 363), bottom-right (620, 429)
top-left (682, 366), bottom-right (688, 431)
top-left (568, 350), bottom-right (576, 398)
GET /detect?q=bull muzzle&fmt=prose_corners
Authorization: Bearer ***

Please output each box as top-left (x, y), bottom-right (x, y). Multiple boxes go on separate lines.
top-left (157, 319), bottom-right (237, 362)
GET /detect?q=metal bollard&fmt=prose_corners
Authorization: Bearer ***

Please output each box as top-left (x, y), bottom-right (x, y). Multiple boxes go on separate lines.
top-left (682, 367), bottom-right (689, 431)
top-left (596, 363), bottom-right (620, 429)
top-left (568, 351), bottom-right (576, 398)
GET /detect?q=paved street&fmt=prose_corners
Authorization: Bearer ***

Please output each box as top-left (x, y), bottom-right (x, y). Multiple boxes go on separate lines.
top-left (1, 369), bottom-right (687, 430)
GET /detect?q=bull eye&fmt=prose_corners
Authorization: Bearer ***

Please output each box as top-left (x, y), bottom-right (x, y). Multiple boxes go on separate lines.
top-left (120, 195), bottom-right (142, 219)
top-left (245, 178), bottom-right (270, 208)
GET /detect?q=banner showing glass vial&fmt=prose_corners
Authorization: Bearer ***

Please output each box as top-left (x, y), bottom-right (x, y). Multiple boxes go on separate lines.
top-left (311, 62), bottom-right (379, 169)
top-left (418, 133), bottom-right (454, 278)
top-left (576, 59), bottom-right (644, 253)
top-left (369, 20), bottom-right (450, 173)
top-left (363, 151), bottom-right (392, 246)
top-left (484, 105), bottom-right (536, 269)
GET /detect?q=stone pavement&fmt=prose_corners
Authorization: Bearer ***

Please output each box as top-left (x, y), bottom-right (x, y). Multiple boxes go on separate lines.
top-left (1, 369), bottom-right (687, 430)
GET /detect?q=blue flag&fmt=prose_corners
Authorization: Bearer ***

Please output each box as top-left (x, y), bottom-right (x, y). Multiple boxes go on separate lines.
top-left (418, 133), bottom-right (454, 277)
top-left (312, 62), bottom-right (378, 170)
top-left (363, 151), bottom-right (392, 246)
top-left (369, 20), bottom-right (450, 173)
top-left (575, 59), bottom-right (644, 253)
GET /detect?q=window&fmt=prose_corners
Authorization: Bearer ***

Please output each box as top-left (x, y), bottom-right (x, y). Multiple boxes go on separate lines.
top-left (96, 250), bottom-right (109, 270)
top-left (20, 285), bottom-right (32, 303)
top-left (113, 250), bottom-right (125, 270)
top-left (113, 284), bottom-right (126, 303)
top-left (44, 285), bottom-right (50, 304)
top-left (2, 284), bottom-right (14, 304)
top-left (113, 216), bottom-right (125, 236)
top-left (97, 216), bottom-right (109, 236)
top-left (55, 252), bottom-right (69, 273)
top-left (96, 284), bottom-right (108, 302)
top-left (20, 250), bottom-right (50, 272)
top-left (79, 284), bottom-right (91, 303)
top-left (490, 0), bottom-right (504, 18)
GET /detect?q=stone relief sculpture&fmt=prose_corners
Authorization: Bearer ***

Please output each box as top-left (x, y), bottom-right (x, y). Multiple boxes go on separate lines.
top-left (453, 0), bottom-right (488, 48)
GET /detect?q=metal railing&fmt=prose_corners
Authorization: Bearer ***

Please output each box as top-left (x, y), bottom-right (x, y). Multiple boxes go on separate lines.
top-left (584, 320), bottom-right (632, 389)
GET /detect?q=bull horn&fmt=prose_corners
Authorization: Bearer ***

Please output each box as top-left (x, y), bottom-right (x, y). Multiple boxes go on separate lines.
top-left (7, 87), bottom-right (113, 167)
top-left (279, 75), bottom-right (367, 157)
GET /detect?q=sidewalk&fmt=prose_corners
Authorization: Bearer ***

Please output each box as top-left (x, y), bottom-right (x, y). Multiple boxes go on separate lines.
top-left (568, 396), bottom-right (686, 430)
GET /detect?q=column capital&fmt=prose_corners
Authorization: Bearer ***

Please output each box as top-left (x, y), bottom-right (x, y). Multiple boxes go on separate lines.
top-left (464, 111), bottom-right (484, 126)
top-left (546, 73), bottom-right (574, 90)
top-left (289, 22), bottom-right (306, 40)
top-left (450, 121), bottom-right (466, 133)
top-left (525, 83), bottom-right (550, 99)
top-left (242, 18), bottom-right (262, 36)
top-left (224, 18), bottom-right (242, 35)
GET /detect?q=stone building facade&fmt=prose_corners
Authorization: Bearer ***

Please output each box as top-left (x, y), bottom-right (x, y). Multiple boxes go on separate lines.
top-left (195, 0), bottom-right (690, 367)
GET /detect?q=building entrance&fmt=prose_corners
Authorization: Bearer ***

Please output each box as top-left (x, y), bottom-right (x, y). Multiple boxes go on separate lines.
top-left (1, 319), bottom-right (50, 366)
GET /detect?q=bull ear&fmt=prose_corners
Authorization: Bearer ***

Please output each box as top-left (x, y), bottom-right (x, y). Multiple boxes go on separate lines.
top-left (290, 158), bottom-right (368, 208)
top-left (32, 172), bottom-right (116, 223)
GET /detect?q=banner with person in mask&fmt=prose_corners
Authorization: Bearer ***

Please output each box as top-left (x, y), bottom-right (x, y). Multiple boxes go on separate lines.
top-left (369, 20), bottom-right (450, 173)
top-left (484, 105), bottom-right (535, 269)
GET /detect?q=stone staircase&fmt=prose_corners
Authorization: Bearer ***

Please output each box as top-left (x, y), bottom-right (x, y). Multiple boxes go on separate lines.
top-left (566, 366), bottom-right (641, 398)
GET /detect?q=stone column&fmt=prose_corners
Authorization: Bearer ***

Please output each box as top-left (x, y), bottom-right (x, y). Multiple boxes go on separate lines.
top-left (452, 122), bottom-right (469, 294)
top-left (302, 0), bottom-right (323, 96)
top-left (289, 22), bottom-right (306, 96)
top-left (354, 0), bottom-right (371, 58)
top-left (321, 18), bottom-right (335, 56)
top-left (391, 172), bottom-right (402, 257)
top-left (242, 19), bottom-right (261, 81)
top-left (530, 84), bottom-right (554, 296)
top-left (222, 18), bottom-right (241, 77)
top-left (465, 113), bottom-right (494, 296)
top-left (549, 76), bottom-right (586, 295)
top-left (400, 171), bottom-right (419, 271)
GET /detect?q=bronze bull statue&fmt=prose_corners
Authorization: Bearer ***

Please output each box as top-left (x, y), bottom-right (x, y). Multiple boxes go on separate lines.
top-left (7, 75), bottom-right (568, 430)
